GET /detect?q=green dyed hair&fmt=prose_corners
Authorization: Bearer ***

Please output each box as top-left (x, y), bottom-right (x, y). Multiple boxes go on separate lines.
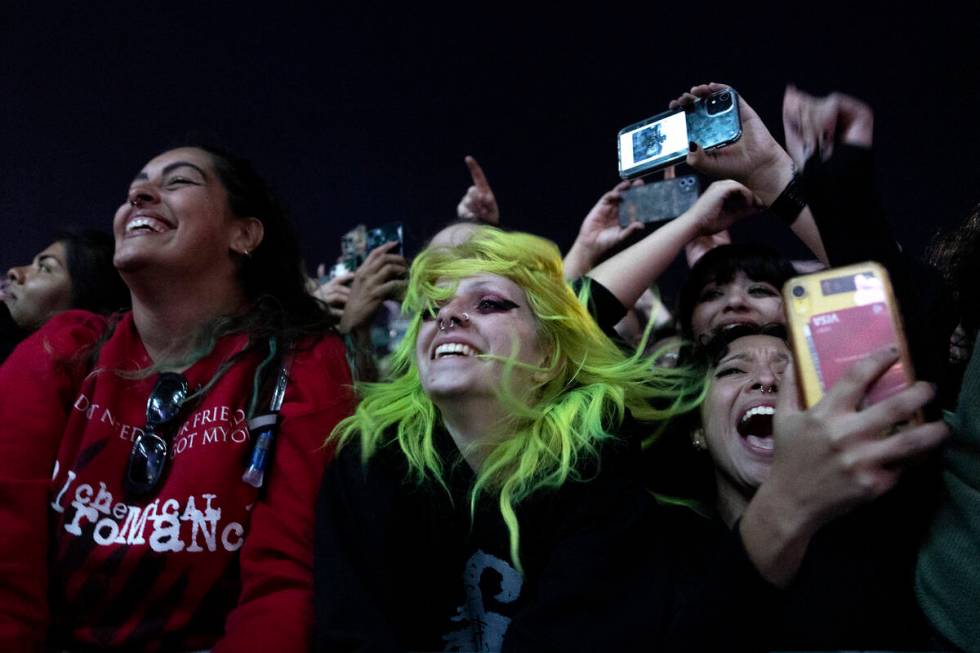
top-left (331, 226), bottom-right (705, 570)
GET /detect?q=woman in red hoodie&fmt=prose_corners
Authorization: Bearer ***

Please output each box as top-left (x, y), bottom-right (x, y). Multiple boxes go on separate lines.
top-left (0, 146), bottom-right (352, 652)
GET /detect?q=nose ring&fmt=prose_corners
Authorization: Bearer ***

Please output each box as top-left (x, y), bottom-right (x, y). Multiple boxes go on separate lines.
top-left (437, 312), bottom-right (470, 332)
top-left (129, 197), bottom-right (140, 207)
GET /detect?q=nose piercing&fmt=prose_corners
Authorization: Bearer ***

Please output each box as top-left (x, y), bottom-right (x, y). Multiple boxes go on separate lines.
top-left (437, 313), bottom-right (470, 332)
top-left (129, 197), bottom-right (140, 207)
top-left (760, 384), bottom-right (776, 394)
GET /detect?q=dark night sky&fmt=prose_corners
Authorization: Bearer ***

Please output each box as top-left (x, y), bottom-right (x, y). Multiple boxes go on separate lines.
top-left (2, 3), bottom-right (978, 296)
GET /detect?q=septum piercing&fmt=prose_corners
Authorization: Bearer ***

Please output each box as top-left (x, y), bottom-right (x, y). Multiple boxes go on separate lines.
top-left (437, 312), bottom-right (470, 332)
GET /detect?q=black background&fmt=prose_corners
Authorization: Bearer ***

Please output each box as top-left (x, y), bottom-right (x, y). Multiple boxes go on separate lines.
top-left (3, 3), bottom-right (978, 294)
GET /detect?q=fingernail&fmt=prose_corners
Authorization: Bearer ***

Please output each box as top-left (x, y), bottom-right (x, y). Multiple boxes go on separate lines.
top-left (689, 141), bottom-right (698, 152)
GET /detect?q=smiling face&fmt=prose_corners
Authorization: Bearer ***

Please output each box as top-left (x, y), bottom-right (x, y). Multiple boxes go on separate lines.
top-left (700, 334), bottom-right (790, 498)
top-left (690, 271), bottom-right (783, 341)
top-left (112, 147), bottom-right (242, 277)
top-left (2, 241), bottom-right (73, 330)
top-left (415, 274), bottom-right (545, 404)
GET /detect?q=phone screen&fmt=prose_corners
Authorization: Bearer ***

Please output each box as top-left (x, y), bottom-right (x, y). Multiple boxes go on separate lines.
top-left (618, 111), bottom-right (689, 175)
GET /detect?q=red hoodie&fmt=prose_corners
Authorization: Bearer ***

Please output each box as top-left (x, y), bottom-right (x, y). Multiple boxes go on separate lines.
top-left (0, 310), bottom-right (352, 651)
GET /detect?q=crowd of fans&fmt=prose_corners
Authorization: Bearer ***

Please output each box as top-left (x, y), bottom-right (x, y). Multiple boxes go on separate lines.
top-left (0, 82), bottom-right (976, 652)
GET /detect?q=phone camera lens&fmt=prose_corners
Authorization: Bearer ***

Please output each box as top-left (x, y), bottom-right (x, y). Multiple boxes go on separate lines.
top-left (792, 285), bottom-right (806, 298)
top-left (706, 91), bottom-right (734, 116)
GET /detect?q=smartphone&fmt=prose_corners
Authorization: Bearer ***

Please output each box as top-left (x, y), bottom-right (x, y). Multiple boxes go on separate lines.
top-left (783, 262), bottom-right (918, 415)
top-left (365, 222), bottom-right (404, 257)
top-left (617, 88), bottom-right (742, 180)
top-left (618, 175), bottom-right (700, 227)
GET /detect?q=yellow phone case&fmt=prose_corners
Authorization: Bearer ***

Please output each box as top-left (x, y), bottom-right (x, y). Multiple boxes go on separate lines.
top-left (782, 261), bottom-right (917, 410)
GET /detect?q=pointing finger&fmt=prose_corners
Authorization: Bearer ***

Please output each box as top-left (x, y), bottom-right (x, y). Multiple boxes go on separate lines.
top-left (465, 155), bottom-right (492, 192)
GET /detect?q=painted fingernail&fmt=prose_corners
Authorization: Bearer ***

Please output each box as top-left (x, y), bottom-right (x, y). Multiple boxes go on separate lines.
top-left (689, 141), bottom-right (698, 152)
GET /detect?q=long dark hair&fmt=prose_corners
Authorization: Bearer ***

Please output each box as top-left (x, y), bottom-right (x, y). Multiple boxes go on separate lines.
top-left (56, 228), bottom-right (131, 315)
top-left (188, 145), bottom-right (332, 347)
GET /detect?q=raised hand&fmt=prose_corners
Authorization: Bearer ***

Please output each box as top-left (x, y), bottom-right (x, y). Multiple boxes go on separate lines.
top-left (563, 180), bottom-right (646, 278)
top-left (670, 83), bottom-right (793, 205)
top-left (339, 241), bottom-right (408, 335)
top-left (681, 180), bottom-right (760, 266)
top-left (741, 347), bottom-right (948, 586)
top-left (689, 179), bottom-right (764, 237)
top-left (782, 86), bottom-right (874, 169)
top-left (456, 155), bottom-right (500, 225)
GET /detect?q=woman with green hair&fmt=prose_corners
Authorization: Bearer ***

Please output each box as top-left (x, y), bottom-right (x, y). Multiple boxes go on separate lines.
top-left (314, 225), bottom-right (706, 651)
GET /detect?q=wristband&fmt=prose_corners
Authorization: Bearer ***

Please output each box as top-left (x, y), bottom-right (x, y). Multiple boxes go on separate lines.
top-left (769, 173), bottom-right (807, 225)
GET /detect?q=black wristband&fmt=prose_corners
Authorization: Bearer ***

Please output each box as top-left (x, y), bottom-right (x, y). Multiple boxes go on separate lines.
top-left (769, 173), bottom-right (807, 225)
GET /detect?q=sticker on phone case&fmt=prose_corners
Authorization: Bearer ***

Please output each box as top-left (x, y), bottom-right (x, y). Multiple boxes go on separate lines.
top-left (805, 302), bottom-right (906, 406)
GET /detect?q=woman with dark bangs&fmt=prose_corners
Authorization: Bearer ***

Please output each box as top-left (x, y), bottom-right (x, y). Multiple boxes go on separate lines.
top-left (0, 146), bottom-right (352, 651)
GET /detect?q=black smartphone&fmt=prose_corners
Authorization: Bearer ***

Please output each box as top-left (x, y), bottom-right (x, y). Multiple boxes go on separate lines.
top-left (618, 176), bottom-right (700, 227)
top-left (365, 222), bottom-right (404, 257)
top-left (617, 88), bottom-right (742, 180)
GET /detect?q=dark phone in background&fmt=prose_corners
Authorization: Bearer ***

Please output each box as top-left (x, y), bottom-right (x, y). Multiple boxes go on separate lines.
top-left (618, 175), bottom-right (700, 227)
top-left (327, 222), bottom-right (405, 280)
top-left (366, 223), bottom-right (404, 257)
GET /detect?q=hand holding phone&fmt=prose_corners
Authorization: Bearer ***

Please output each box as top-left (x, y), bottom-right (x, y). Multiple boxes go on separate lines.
top-left (338, 241), bottom-right (408, 335)
top-left (618, 87), bottom-right (742, 179)
top-left (666, 84), bottom-right (796, 207)
top-left (564, 180), bottom-right (646, 279)
top-left (740, 346), bottom-right (947, 587)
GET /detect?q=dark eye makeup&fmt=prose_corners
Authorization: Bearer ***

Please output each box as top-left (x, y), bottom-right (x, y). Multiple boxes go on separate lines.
top-left (477, 297), bottom-right (518, 313)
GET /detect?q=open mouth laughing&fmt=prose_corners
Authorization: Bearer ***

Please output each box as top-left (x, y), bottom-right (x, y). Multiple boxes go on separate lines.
top-left (432, 342), bottom-right (480, 360)
top-left (736, 404), bottom-right (775, 455)
top-left (124, 214), bottom-right (174, 236)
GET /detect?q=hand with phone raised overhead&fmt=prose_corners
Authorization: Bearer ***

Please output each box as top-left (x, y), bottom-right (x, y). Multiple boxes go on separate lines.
top-left (456, 155), bottom-right (500, 225)
top-left (563, 179), bottom-right (647, 279)
top-left (585, 178), bottom-right (760, 311)
top-left (339, 241), bottom-right (407, 335)
top-left (740, 347), bottom-right (949, 587)
top-left (671, 82), bottom-right (829, 264)
top-left (670, 83), bottom-right (793, 205)
top-left (782, 86), bottom-right (874, 170)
